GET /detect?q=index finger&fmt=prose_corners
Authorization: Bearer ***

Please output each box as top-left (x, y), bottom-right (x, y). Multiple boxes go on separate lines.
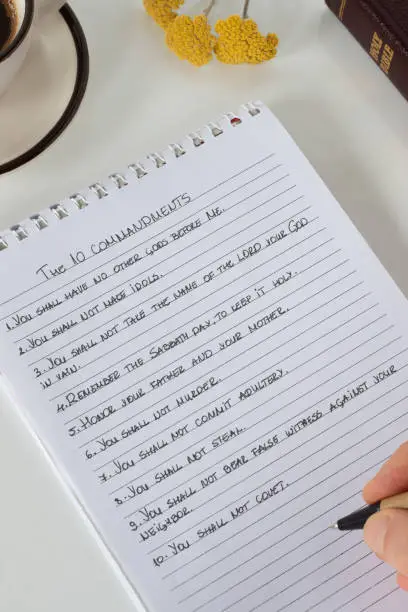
top-left (363, 442), bottom-right (408, 504)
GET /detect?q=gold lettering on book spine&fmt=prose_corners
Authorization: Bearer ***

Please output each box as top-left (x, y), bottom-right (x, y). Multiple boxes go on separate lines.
top-left (370, 32), bottom-right (383, 62)
top-left (380, 44), bottom-right (394, 74)
top-left (339, 0), bottom-right (347, 19)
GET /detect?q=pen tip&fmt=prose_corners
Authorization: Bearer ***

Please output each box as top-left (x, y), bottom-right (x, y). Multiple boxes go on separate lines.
top-left (329, 523), bottom-right (338, 529)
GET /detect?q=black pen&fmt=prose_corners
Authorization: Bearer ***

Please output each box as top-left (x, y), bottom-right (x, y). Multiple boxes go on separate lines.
top-left (331, 492), bottom-right (408, 531)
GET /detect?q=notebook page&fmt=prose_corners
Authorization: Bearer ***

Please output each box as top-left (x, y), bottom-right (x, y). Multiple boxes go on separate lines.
top-left (0, 103), bottom-right (407, 612)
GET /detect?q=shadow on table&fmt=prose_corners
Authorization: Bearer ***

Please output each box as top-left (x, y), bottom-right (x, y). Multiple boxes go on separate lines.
top-left (271, 97), bottom-right (408, 300)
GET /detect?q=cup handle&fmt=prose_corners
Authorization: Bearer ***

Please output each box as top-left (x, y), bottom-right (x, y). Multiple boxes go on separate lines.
top-left (35, 0), bottom-right (66, 19)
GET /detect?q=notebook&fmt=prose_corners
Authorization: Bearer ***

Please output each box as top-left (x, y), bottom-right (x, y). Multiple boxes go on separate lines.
top-left (0, 101), bottom-right (407, 612)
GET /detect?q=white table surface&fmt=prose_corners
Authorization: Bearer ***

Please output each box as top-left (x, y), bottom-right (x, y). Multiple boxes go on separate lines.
top-left (1, 1), bottom-right (408, 610)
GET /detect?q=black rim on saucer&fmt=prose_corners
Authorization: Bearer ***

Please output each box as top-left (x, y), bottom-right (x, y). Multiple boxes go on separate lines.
top-left (0, 3), bottom-right (89, 175)
top-left (0, 0), bottom-right (34, 63)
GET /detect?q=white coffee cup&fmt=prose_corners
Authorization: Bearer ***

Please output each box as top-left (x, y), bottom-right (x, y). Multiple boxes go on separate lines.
top-left (0, 0), bottom-right (64, 98)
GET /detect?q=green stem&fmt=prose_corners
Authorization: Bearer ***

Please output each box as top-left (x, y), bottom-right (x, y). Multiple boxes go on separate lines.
top-left (203, 0), bottom-right (216, 17)
top-left (242, 0), bottom-right (250, 18)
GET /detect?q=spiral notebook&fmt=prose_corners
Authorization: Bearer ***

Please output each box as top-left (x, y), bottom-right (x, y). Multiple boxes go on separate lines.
top-left (0, 101), bottom-right (407, 611)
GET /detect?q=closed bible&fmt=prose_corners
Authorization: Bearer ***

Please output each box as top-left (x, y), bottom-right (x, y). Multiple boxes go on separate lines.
top-left (326, 0), bottom-right (408, 102)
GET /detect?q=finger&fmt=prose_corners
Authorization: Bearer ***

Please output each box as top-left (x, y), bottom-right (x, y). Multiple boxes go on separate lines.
top-left (364, 509), bottom-right (408, 576)
top-left (397, 573), bottom-right (408, 591)
top-left (363, 442), bottom-right (408, 504)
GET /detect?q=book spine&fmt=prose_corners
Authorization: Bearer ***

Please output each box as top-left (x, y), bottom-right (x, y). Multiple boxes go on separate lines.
top-left (326, 0), bottom-right (408, 102)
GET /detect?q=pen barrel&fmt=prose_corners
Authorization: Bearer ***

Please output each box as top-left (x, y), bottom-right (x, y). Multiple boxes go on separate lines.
top-left (337, 502), bottom-right (380, 530)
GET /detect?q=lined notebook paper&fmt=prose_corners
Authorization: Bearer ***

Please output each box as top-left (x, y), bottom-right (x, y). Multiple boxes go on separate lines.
top-left (0, 102), bottom-right (407, 611)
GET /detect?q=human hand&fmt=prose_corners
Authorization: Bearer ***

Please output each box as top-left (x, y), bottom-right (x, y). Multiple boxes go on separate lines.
top-left (363, 443), bottom-right (408, 591)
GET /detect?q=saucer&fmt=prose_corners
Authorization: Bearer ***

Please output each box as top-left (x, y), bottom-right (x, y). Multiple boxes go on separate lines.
top-left (0, 4), bottom-right (89, 174)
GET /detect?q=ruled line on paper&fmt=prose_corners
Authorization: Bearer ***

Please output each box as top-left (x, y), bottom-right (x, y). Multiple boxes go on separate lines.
top-left (27, 206), bottom-right (317, 372)
top-left (160, 454), bottom-right (399, 597)
top-left (164, 457), bottom-right (386, 585)
top-left (50, 240), bottom-right (340, 374)
top-left (0, 153), bottom-right (278, 311)
top-left (75, 244), bottom-right (343, 442)
top-left (25, 193), bottom-right (308, 364)
top-left (14, 171), bottom-right (293, 343)
top-left (223, 545), bottom-right (386, 612)
top-left (172, 405), bottom-right (408, 570)
top-left (108, 307), bottom-right (389, 495)
top-left (63, 267), bottom-right (363, 427)
top-left (69, 238), bottom-right (338, 376)
top-left (92, 301), bottom-right (380, 472)
top-left (116, 319), bottom-right (395, 488)
top-left (94, 313), bottom-right (384, 478)
top-left (304, 561), bottom-right (384, 612)
top-left (56, 262), bottom-right (357, 407)
top-left (87, 312), bottom-right (395, 470)
top-left (266, 551), bottom-right (374, 612)
top-left (167, 454), bottom-right (382, 588)
top-left (178, 426), bottom-right (407, 612)
top-left (149, 392), bottom-right (408, 559)
top-left (358, 584), bottom-right (400, 612)
top-left (168, 476), bottom-right (372, 588)
top-left (95, 306), bottom-right (384, 477)
top-left (51, 235), bottom-right (344, 401)
top-left (83, 298), bottom-right (379, 459)
top-left (232, 546), bottom-right (371, 612)
top-left (166, 361), bottom-right (408, 588)
top-left (123, 347), bottom-right (408, 524)
top-left (27, 220), bottom-right (321, 372)
top-left (168, 455), bottom-right (392, 598)
top-left (119, 334), bottom-right (403, 518)
top-left (182, 534), bottom-right (354, 607)
top-left (327, 571), bottom-right (396, 612)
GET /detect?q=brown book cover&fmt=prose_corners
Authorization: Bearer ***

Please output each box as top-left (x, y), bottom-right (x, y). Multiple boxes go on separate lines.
top-left (326, 0), bottom-right (408, 102)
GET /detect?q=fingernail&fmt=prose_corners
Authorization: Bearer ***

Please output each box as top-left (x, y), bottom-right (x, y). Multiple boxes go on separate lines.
top-left (365, 514), bottom-right (391, 556)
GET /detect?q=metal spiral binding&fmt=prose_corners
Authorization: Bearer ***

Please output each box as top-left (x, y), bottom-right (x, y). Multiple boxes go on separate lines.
top-left (0, 101), bottom-right (262, 252)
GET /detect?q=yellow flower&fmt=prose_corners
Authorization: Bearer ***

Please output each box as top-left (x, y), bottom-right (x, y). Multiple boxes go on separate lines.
top-left (214, 15), bottom-right (279, 64)
top-left (165, 15), bottom-right (216, 67)
top-left (143, 0), bottom-right (184, 30)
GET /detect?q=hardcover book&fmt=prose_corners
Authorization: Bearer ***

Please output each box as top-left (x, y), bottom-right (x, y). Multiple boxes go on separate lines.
top-left (326, 0), bottom-right (408, 102)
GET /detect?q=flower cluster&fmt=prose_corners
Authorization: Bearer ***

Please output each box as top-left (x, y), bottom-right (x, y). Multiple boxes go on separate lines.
top-left (166, 14), bottom-right (216, 66)
top-left (143, 0), bottom-right (279, 67)
top-left (215, 15), bottom-right (278, 64)
top-left (143, 0), bottom-right (183, 29)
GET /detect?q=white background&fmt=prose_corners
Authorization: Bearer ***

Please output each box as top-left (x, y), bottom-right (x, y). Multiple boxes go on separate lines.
top-left (0, 0), bottom-right (408, 610)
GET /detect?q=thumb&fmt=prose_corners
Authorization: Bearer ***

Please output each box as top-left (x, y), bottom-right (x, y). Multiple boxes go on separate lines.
top-left (364, 509), bottom-right (408, 576)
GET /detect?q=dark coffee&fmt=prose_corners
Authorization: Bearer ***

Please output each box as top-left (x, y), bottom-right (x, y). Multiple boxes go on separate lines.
top-left (0, 0), bottom-right (17, 53)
